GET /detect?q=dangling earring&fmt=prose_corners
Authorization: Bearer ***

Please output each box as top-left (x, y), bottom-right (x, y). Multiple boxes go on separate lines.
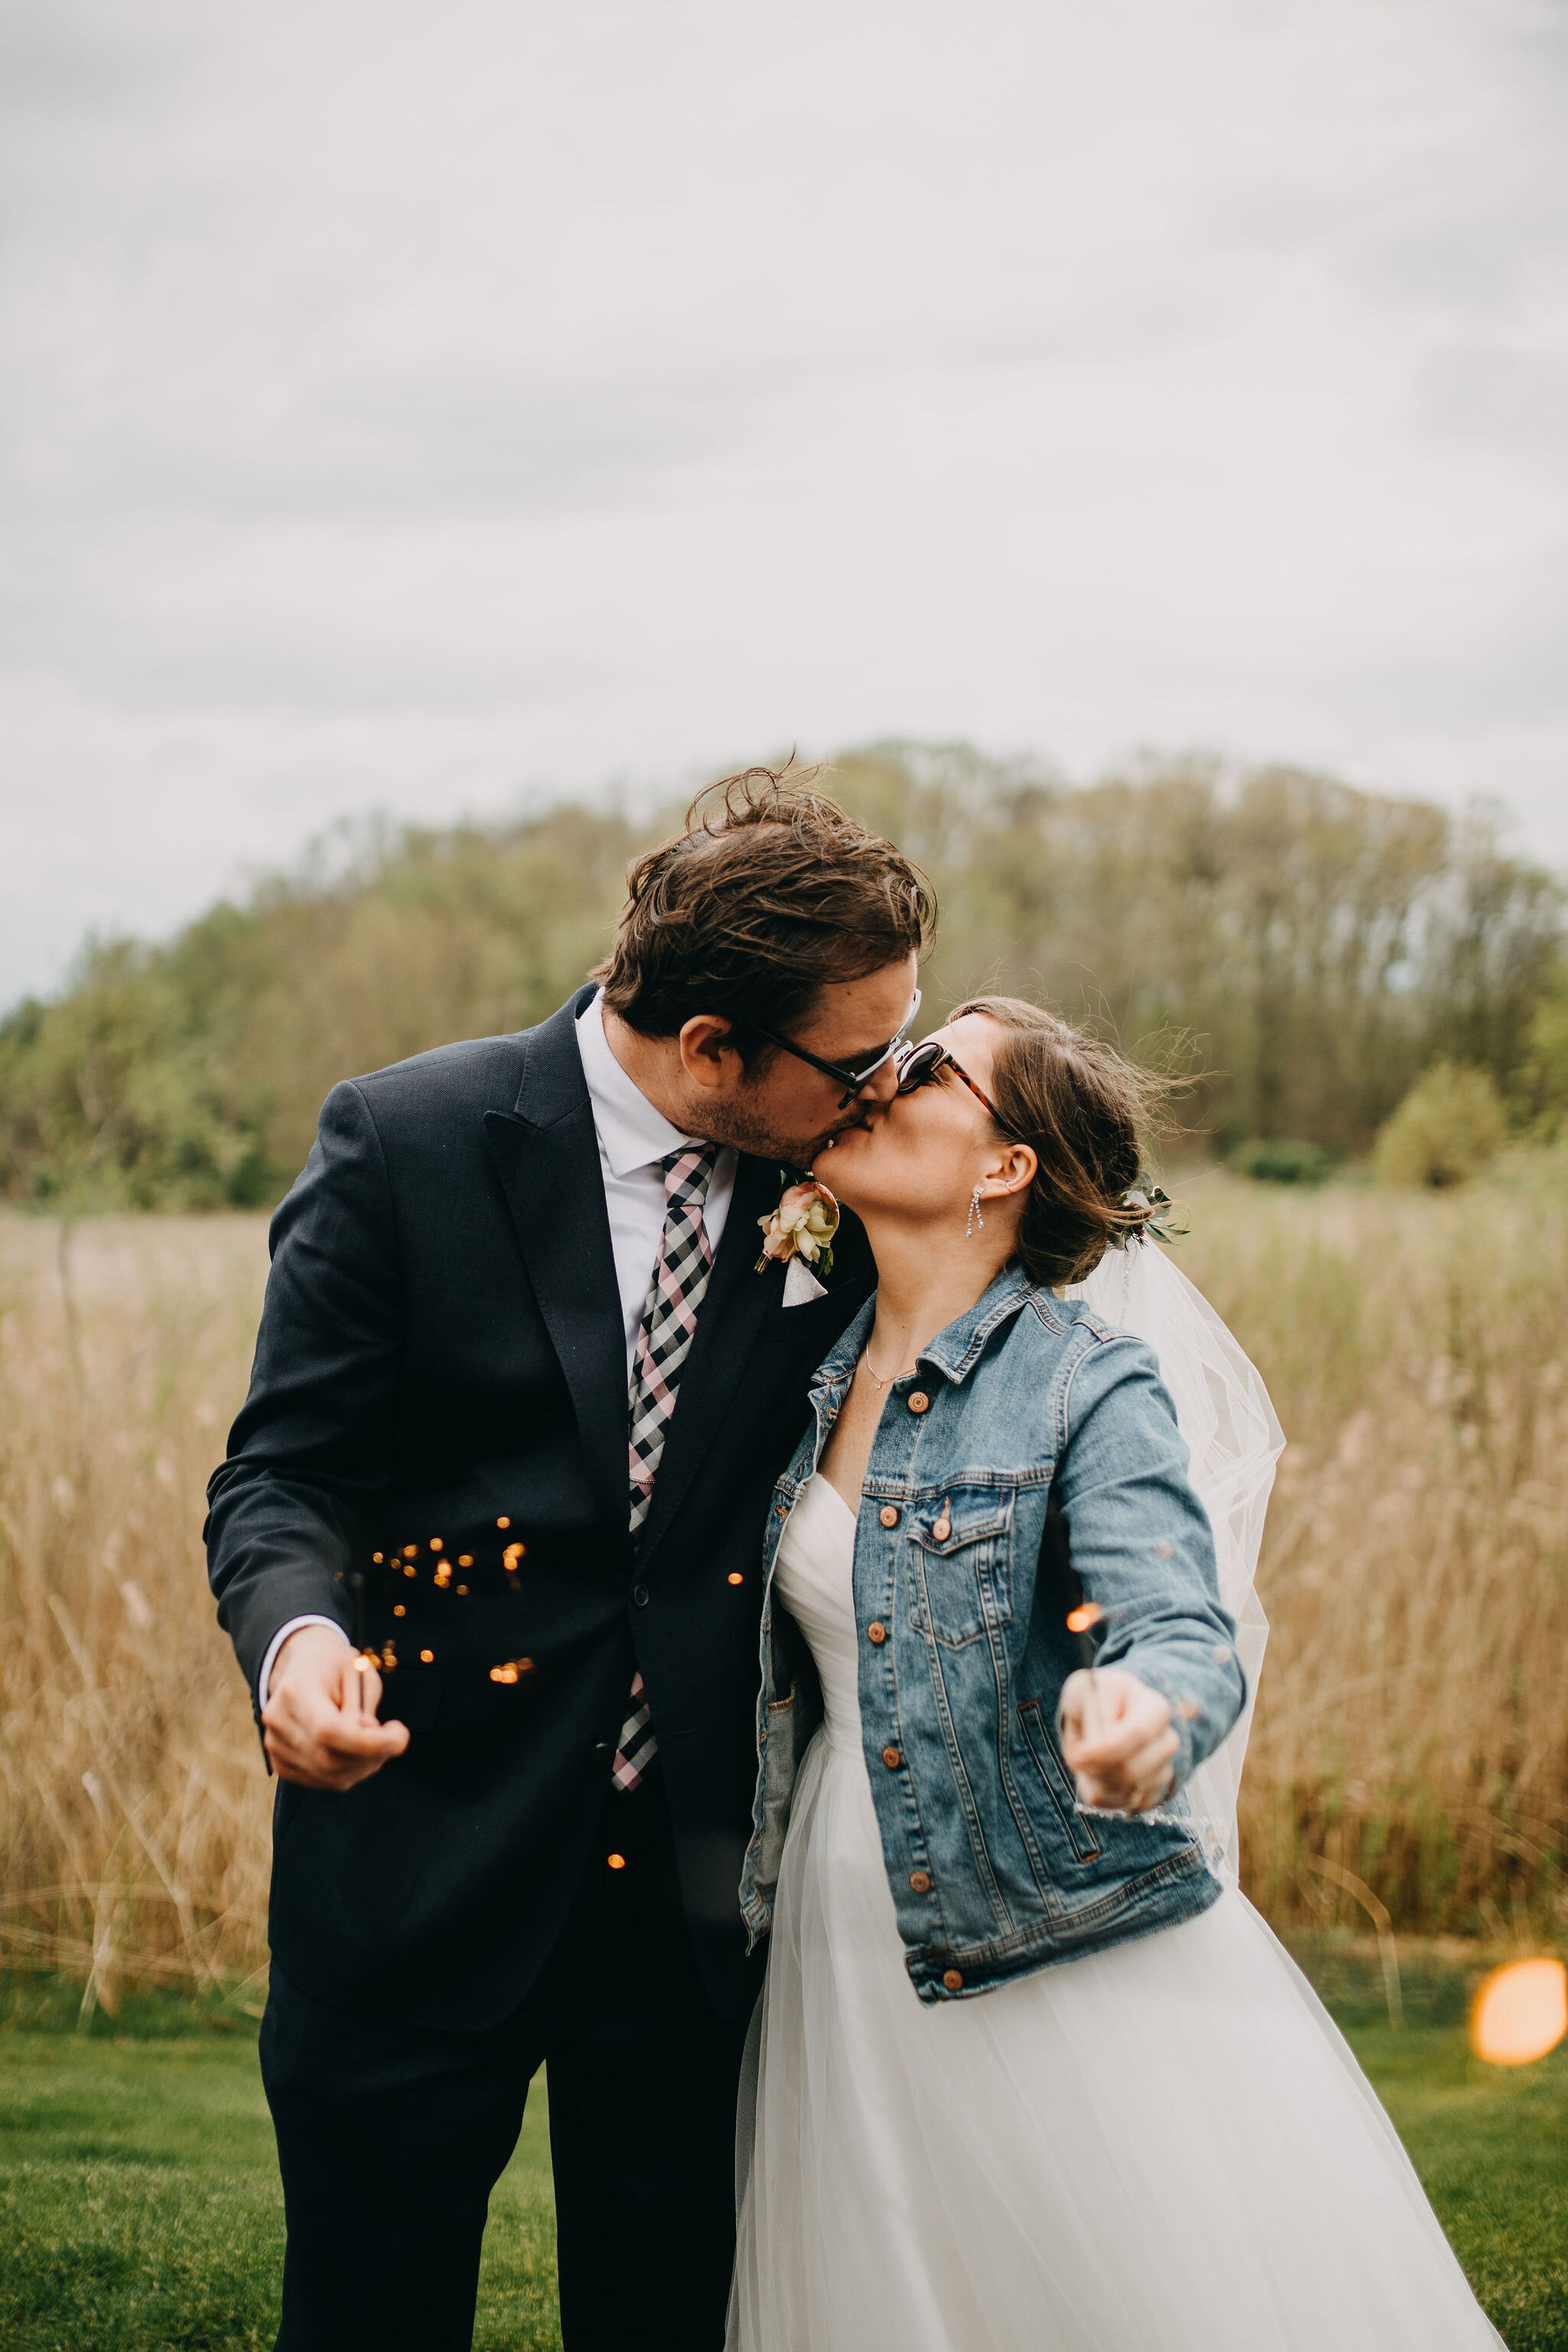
top-left (966, 1185), bottom-right (986, 1239)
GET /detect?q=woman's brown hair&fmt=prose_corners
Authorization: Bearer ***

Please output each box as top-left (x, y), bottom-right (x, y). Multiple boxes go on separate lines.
top-left (596, 767), bottom-right (936, 1055)
top-left (954, 995), bottom-right (1171, 1287)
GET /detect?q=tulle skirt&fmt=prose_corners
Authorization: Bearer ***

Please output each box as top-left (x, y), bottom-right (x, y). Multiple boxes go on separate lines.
top-left (729, 1724), bottom-right (1502, 2351)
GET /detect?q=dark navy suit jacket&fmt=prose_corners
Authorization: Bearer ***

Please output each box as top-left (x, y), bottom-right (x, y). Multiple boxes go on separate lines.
top-left (206, 988), bottom-right (873, 2030)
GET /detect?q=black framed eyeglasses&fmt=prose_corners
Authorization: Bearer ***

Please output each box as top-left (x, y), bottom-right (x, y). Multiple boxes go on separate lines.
top-left (752, 988), bottom-right (923, 1106)
top-left (894, 1037), bottom-right (1004, 1122)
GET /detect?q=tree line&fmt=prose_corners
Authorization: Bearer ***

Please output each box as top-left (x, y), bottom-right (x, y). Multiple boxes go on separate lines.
top-left (2, 744), bottom-right (1564, 1210)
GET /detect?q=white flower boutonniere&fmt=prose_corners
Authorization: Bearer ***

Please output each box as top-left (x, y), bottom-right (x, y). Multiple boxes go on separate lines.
top-left (756, 1177), bottom-right (840, 1305)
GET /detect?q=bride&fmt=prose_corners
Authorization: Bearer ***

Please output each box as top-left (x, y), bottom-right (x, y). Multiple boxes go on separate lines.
top-left (728, 995), bottom-right (1501, 2350)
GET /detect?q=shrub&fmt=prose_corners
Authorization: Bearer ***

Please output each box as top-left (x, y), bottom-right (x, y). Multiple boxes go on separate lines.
top-left (1230, 1138), bottom-right (1331, 1186)
top-left (1519, 979), bottom-right (1568, 1138)
top-left (1374, 1060), bottom-right (1506, 1187)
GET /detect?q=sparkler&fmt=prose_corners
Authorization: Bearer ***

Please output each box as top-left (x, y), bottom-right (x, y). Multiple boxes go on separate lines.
top-left (1065, 1599), bottom-right (1106, 1741)
top-left (1065, 1597), bottom-right (1133, 1818)
top-left (347, 1566), bottom-right (374, 1719)
top-left (1062, 1595), bottom-right (1190, 1830)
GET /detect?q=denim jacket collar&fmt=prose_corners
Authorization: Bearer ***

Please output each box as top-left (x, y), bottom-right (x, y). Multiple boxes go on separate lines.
top-left (808, 1262), bottom-right (1040, 1401)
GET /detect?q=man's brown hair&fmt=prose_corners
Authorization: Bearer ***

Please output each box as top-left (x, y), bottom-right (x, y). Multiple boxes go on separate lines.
top-left (595, 766), bottom-right (936, 1054)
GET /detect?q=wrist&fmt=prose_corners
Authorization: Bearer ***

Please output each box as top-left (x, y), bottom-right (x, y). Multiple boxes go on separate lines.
top-left (270, 1621), bottom-right (351, 1694)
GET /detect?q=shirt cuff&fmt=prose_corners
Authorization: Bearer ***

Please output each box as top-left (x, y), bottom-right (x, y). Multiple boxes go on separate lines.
top-left (258, 1615), bottom-right (351, 1710)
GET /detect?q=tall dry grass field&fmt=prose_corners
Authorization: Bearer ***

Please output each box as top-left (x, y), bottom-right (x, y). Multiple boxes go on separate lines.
top-left (0, 1213), bottom-right (271, 2014)
top-left (1181, 1166), bottom-right (1568, 1939)
top-left (2, 1172), bottom-right (1566, 2004)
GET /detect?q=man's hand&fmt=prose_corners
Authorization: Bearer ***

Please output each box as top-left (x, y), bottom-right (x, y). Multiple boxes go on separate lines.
top-left (262, 1626), bottom-right (410, 1790)
top-left (1059, 1667), bottom-right (1178, 1814)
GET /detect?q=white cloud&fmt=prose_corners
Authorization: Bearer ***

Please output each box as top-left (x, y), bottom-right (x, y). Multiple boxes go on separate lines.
top-left (2, 0), bottom-right (1564, 1004)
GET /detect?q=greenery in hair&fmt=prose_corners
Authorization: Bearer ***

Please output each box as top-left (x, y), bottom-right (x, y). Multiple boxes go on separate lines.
top-left (1116, 1180), bottom-right (1189, 1248)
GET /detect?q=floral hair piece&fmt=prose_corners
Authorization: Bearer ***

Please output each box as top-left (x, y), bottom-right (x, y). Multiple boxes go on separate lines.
top-left (1116, 1180), bottom-right (1188, 1250)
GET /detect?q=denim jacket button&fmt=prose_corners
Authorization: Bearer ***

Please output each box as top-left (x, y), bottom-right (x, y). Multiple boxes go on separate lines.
top-left (867, 1622), bottom-right (887, 1645)
top-left (907, 1391), bottom-right (930, 1413)
top-left (881, 1745), bottom-right (902, 1769)
top-left (909, 1870), bottom-right (930, 1893)
top-left (878, 1504), bottom-right (899, 1528)
top-left (942, 1968), bottom-right (964, 1991)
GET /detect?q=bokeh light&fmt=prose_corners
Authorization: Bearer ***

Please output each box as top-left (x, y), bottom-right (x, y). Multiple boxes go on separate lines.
top-left (1470, 1959), bottom-right (1567, 2066)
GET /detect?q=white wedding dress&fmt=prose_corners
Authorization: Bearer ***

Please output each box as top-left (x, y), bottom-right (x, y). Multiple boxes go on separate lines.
top-left (729, 1471), bottom-right (1502, 2351)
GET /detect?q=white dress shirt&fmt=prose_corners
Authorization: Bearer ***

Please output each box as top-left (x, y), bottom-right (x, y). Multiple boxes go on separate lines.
top-left (573, 985), bottom-right (738, 1378)
top-left (256, 991), bottom-right (739, 1707)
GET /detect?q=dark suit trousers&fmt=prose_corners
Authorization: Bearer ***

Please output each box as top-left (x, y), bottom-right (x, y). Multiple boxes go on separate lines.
top-left (260, 1771), bottom-right (752, 2352)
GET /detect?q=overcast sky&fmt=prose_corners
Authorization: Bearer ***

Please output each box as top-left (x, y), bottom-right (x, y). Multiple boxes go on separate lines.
top-left (2, 0), bottom-right (1565, 1008)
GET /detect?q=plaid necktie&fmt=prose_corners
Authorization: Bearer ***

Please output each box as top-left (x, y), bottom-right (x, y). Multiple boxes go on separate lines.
top-left (612, 1144), bottom-right (719, 1792)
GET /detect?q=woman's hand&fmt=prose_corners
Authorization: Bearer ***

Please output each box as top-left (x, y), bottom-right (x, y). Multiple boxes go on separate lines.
top-left (1058, 1668), bottom-right (1178, 1813)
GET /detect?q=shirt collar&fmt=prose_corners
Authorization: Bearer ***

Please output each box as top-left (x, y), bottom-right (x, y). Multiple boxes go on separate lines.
top-left (575, 988), bottom-right (711, 1177)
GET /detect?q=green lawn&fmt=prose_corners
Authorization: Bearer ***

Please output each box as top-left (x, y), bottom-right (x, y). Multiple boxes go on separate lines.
top-left (0, 1984), bottom-right (559, 2352)
top-left (2, 1952), bottom-right (1565, 2351)
top-left (1357, 2022), bottom-right (1568, 2352)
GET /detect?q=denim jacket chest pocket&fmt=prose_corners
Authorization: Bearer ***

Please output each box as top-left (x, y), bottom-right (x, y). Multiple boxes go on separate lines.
top-left (906, 1485), bottom-right (1016, 1648)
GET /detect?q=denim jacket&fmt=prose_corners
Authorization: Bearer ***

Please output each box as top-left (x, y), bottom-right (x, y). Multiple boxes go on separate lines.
top-left (737, 1266), bottom-right (1246, 2002)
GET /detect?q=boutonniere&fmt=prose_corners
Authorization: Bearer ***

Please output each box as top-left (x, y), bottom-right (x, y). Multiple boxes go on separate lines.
top-left (756, 1175), bottom-right (840, 1305)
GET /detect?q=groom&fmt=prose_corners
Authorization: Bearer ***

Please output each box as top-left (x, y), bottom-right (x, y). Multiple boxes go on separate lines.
top-left (206, 770), bottom-right (933, 2351)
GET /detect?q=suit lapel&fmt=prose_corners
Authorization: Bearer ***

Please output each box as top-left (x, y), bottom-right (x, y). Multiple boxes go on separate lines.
top-left (483, 992), bottom-right (631, 1550)
top-left (485, 998), bottom-right (870, 1570)
top-left (632, 1152), bottom-right (784, 1563)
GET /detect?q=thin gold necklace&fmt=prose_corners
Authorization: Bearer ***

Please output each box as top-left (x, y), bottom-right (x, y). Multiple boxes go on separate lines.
top-left (861, 1341), bottom-right (915, 1390)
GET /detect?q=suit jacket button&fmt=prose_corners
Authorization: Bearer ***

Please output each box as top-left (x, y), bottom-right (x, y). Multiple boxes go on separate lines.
top-left (908, 1391), bottom-right (929, 1413)
top-left (942, 1968), bottom-right (964, 1991)
top-left (881, 1745), bottom-right (901, 1769)
top-left (632, 1584), bottom-right (650, 1608)
top-left (909, 1870), bottom-right (931, 1893)
top-left (878, 1504), bottom-right (899, 1528)
top-left (867, 1622), bottom-right (887, 1645)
